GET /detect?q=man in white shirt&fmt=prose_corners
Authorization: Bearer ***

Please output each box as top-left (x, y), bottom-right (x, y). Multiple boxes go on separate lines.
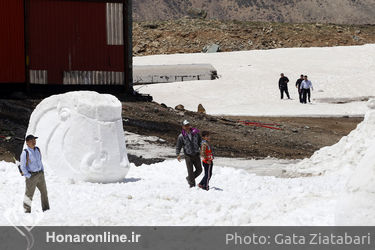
top-left (301, 75), bottom-right (313, 103)
top-left (20, 135), bottom-right (50, 213)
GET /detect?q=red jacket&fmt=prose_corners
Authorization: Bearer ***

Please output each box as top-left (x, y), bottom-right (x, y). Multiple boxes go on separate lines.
top-left (201, 140), bottom-right (213, 164)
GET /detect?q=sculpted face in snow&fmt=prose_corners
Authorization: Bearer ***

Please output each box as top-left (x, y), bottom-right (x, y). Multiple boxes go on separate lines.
top-left (26, 91), bottom-right (129, 183)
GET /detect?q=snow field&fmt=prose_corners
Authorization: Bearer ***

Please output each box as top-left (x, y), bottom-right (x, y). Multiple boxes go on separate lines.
top-left (136, 45), bottom-right (375, 116)
top-left (0, 160), bottom-right (342, 226)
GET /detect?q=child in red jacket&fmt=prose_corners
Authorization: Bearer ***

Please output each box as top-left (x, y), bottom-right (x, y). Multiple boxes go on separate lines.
top-left (198, 131), bottom-right (214, 190)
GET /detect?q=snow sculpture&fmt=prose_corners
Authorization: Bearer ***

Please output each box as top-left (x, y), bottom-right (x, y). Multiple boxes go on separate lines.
top-left (335, 99), bottom-right (375, 225)
top-left (25, 91), bottom-right (129, 183)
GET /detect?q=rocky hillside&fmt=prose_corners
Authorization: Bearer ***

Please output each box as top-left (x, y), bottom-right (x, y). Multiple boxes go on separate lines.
top-left (133, 0), bottom-right (375, 24)
top-left (133, 19), bottom-right (375, 56)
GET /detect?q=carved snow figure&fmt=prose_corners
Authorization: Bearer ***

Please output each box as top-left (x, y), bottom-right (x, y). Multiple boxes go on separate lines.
top-left (25, 91), bottom-right (129, 183)
top-left (335, 99), bottom-right (375, 225)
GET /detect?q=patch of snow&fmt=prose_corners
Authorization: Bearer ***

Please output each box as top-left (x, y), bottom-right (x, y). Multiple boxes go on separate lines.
top-left (286, 103), bottom-right (375, 176)
top-left (125, 131), bottom-right (175, 159)
top-left (336, 143), bottom-right (375, 225)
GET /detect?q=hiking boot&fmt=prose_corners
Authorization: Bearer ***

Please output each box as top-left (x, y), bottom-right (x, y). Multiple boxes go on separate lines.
top-left (198, 184), bottom-right (205, 189)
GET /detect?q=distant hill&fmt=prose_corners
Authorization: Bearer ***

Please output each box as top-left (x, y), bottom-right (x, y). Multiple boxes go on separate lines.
top-left (133, 0), bottom-right (375, 24)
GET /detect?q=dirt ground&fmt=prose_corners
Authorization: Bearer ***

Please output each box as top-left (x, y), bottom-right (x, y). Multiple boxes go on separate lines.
top-left (122, 102), bottom-right (362, 161)
top-left (0, 99), bottom-right (362, 165)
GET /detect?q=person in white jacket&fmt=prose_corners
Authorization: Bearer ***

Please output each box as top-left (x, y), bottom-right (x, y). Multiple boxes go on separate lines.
top-left (301, 75), bottom-right (313, 103)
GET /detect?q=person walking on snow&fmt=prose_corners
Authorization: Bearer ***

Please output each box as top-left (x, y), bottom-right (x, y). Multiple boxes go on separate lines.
top-left (296, 74), bottom-right (304, 103)
top-left (301, 75), bottom-right (313, 103)
top-left (279, 73), bottom-right (290, 99)
top-left (176, 120), bottom-right (203, 188)
top-left (20, 135), bottom-right (50, 213)
top-left (198, 131), bottom-right (214, 191)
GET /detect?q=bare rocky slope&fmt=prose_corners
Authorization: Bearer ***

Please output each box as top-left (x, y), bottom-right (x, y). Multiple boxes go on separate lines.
top-left (133, 19), bottom-right (375, 56)
top-left (133, 0), bottom-right (375, 24)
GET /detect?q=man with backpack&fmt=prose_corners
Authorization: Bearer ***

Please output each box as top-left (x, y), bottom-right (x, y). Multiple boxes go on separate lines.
top-left (176, 120), bottom-right (203, 188)
top-left (20, 135), bottom-right (50, 213)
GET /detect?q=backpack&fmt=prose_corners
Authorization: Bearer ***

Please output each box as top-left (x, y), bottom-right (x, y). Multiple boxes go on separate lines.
top-left (17, 147), bottom-right (41, 176)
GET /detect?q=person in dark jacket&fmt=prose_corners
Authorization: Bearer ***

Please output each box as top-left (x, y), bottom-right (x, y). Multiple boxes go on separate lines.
top-left (278, 73), bottom-right (290, 99)
top-left (295, 74), bottom-right (304, 103)
top-left (176, 120), bottom-right (203, 188)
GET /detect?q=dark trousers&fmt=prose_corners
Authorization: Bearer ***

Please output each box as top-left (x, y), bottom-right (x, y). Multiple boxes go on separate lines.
top-left (280, 87), bottom-right (290, 99)
top-left (23, 172), bottom-right (50, 213)
top-left (302, 89), bottom-right (311, 103)
top-left (199, 162), bottom-right (213, 190)
top-left (298, 89), bottom-right (303, 103)
top-left (185, 154), bottom-right (202, 187)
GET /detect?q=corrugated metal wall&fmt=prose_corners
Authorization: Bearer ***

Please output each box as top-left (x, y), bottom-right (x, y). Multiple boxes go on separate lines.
top-left (0, 0), bottom-right (25, 83)
top-left (28, 0), bottom-right (125, 85)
